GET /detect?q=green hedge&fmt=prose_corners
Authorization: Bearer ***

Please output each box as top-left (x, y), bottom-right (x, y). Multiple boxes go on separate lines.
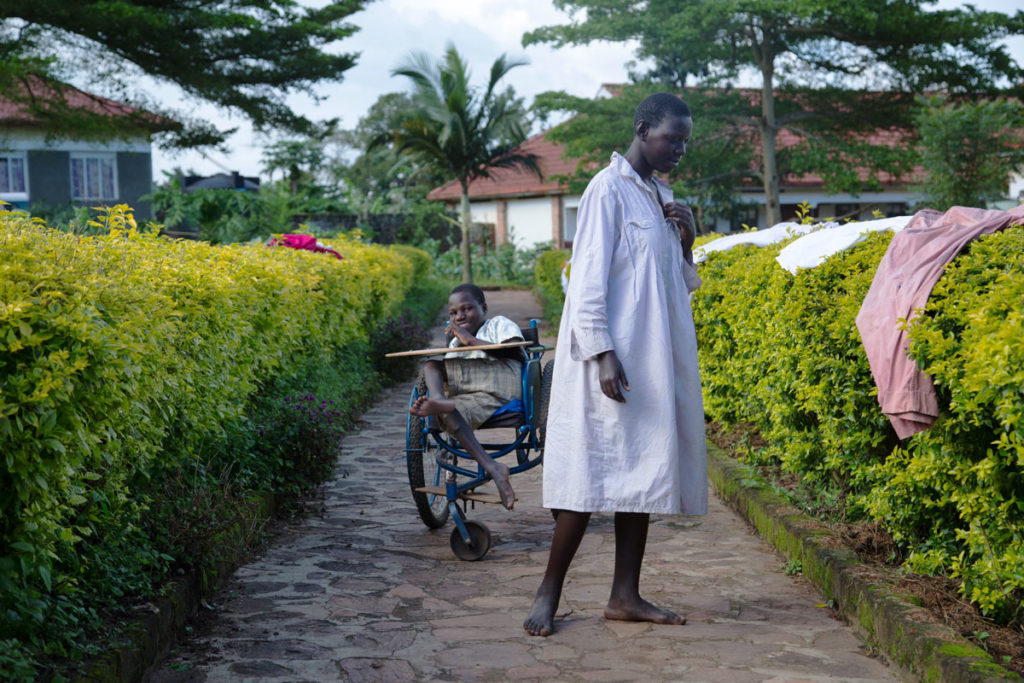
top-left (533, 248), bottom-right (569, 327)
top-left (0, 206), bottom-right (426, 676)
top-left (693, 222), bottom-right (1024, 621)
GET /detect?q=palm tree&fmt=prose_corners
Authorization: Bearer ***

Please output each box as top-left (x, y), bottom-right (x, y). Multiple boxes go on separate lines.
top-left (387, 43), bottom-right (539, 283)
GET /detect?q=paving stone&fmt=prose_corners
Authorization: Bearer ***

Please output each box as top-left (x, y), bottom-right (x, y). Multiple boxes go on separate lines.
top-left (146, 290), bottom-right (895, 682)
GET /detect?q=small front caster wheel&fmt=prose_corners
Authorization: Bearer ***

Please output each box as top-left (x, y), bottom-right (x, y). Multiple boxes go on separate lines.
top-left (450, 520), bottom-right (492, 561)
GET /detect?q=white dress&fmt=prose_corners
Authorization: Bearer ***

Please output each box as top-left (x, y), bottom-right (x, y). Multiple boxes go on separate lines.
top-left (542, 153), bottom-right (708, 515)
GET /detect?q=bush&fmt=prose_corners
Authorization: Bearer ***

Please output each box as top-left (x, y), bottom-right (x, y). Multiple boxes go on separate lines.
top-left (0, 205), bottom-right (419, 677)
top-left (693, 221), bottom-right (1024, 621)
top-left (430, 237), bottom-right (547, 287)
top-left (369, 311), bottom-right (431, 385)
top-left (868, 226), bottom-right (1024, 619)
top-left (533, 248), bottom-right (570, 327)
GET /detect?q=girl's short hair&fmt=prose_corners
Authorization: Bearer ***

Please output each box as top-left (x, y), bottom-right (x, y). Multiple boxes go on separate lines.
top-left (450, 283), bottom-right (486, 307)
top-left (634, 92), bottom-right (691, 129)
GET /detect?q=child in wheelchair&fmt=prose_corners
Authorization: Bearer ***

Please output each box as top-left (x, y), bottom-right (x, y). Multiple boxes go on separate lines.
top-left (408, 283), bottom-right (525, 510)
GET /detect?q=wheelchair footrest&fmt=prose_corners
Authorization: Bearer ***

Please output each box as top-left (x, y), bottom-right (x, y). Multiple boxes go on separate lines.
top-left (414, 485), bottom-right (510, 505)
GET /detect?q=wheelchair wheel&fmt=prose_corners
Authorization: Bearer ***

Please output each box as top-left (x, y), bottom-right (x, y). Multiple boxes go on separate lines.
top-left (535, 360), bottom-right (555, 449)
top-left (450, 520), bottom-right (491, 561)
top-left (407, 376), bottom-right (451, 529)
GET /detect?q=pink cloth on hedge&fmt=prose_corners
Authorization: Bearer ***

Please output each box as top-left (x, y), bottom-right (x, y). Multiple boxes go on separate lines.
top-left (269, 234), bottom-right (343, 259)
top-left (855, 204), bottom-right (1024, 439)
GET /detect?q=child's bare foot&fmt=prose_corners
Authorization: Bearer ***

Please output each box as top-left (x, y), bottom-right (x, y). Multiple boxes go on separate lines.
top-left (523, 588), bottom-right (558, 636)
top-left (409, 396), bottom-right (456, 417)
top-left (490, 462), bottom-right (515, 510)
top-left (604, 596), bottom-right (686, 625)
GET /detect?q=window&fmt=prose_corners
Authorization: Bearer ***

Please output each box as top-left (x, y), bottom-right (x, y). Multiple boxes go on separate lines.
top-left (731, 204), bottom-right (760, 231)
top-left (0, 153), bottom-right (27, 195)
top-left (834, 203), bottom-right (860, 219)
top-left (70, 153), bottom-right (117, 201)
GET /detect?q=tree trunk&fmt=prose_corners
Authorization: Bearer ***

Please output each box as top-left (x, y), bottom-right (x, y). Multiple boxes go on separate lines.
top-left (459, 184), bottom-right (473, 284)
top-left (759, 43), bottom-right (781, 227)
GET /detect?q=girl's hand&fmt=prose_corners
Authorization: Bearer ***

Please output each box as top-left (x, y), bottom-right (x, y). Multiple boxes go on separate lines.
top-left (449, 324), bottom-right (475, 346)
top-left (663, 201), bottom-right (695, 251)
top-left (597, 350), bottom-right (629, 403)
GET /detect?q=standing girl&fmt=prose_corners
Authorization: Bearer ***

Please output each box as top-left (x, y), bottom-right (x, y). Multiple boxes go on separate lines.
top-left (524, 92), bottom-right (707, 636)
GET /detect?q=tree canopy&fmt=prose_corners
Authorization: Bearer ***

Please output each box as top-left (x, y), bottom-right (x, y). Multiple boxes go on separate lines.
top-left (384, 43), bottom-right (538, 282)
top-left (0, 0), bottom-right (370, 147)
top-left (525, 0), bottom-right (1024, 225)
top-left (333, 92), bottom-right (450, 213)
top-left (914, 95), bottom-right (1024, 210)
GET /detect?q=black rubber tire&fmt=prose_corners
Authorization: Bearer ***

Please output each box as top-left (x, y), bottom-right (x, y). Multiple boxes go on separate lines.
top-left (535, 360), bottom-right (555, 450)
top-left (450, 520), bottom-right (492, 561)
top-left (407, 376), bottom-right (450, 529)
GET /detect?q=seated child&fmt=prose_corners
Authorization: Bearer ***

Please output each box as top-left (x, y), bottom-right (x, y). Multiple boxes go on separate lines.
top-left (409, 283), bottom-right (524, 509)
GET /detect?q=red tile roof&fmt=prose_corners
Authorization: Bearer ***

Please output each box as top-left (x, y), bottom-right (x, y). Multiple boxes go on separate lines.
top-left (429, 88), bottom-right (923, 201)
top-left (0, 75), bottom-right (175, 130)
top-left (426, 131), bottom-right (579, 202)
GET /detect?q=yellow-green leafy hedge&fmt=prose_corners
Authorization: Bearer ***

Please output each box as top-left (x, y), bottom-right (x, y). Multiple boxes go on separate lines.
top-left (0, 206), bottom-right (415, 644)
top-left (533, 248), bottom-right (569, 326)
top-left (693, 223), bottom-right (1024, 620)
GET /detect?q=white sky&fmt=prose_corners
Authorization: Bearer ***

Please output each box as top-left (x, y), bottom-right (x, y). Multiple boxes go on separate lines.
top-left (150, 0), bottom-right (1024, 181)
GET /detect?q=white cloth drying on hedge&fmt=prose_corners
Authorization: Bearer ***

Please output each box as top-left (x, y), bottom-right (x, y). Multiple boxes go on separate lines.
top-left (692, 221), bottom-right (822, 263)
top-left (775, 215), bottom-right (914, 274)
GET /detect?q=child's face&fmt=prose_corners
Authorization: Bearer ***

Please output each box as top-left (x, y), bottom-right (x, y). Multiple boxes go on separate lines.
top-left (641, 114), bottom-right (692, 174)
top-left (448, 291), bottom-right (486, 334)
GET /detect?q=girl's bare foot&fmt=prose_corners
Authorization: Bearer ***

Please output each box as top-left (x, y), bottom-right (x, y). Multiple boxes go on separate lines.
top-left (523, 588), bottom-right (558, 636)
top-left (409, 396), bottom-right (456, 417)
top-left (490, 462), bottom-right (515, 510)
top-left (604, 596), bottom-right (686, 625)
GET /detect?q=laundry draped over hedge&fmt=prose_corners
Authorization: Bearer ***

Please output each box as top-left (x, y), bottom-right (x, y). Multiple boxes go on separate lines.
top-left (694, 218), bottom-right (1024, 619)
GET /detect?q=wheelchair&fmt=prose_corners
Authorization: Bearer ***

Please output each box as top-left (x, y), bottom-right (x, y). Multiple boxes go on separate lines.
top-left (404, 319), bottom-right (554, 561)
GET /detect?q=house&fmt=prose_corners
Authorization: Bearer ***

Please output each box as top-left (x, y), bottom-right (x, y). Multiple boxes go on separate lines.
top-left (427, 127), bottom-right (926, 249)
top-left (0, 77), bottom-right (175, 220)
top-left (426, 131), bottom-right (580, 249)
top-left (182, 172), bottom-right (260, 193)
top-left (428, 89), bottom-right (1023, 249)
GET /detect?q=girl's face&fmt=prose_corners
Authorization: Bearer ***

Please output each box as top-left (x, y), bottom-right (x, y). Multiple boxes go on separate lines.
top-left (448, 291), bottom-right (486, 334)
top-left (641, 114), bottom-right (692, 174)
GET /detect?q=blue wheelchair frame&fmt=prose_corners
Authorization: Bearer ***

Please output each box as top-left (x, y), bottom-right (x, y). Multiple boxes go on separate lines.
top-left (405, 319), bottom-right (552, 560)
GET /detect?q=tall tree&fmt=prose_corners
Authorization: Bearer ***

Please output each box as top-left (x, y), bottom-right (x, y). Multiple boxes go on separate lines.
top-left (525, 0), bottom-right (1024, 225)
top-left (0, 0), bottom-right (370, 147)
top-left (385, 43), bottom-right (539, 283)
top-left (914, 95), bottom-right (1024, 210)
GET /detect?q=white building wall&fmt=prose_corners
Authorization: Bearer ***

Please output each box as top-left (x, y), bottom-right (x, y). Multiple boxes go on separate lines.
top-left (1009, 170), bottom-right (1024, 204)
top-left (507, 197), bottom-right (554, 249)
top-left (467, 201), bottom-right (498, 226)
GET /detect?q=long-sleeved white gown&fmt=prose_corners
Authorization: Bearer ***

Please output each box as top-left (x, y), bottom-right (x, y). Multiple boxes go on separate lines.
top-left (542, 152), bottom-right (707, 515)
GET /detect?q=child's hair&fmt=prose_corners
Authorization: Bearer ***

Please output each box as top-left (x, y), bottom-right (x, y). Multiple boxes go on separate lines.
top-left (634, 92), bottom-right (691, 129)
top-left (450, 283), bottom-right (487, 308)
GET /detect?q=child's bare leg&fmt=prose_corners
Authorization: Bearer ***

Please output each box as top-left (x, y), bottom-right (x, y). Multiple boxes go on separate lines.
top-left (440, 411), bottom-right (515, 510)
top-left (410, 360), bottom-right (515, 509)
top-left (409, 360), bottom-right (457, 416)
top-left (524, 510), bottom-right (591, 636)
top-left (409, 395), bottom-right (455, 416)
top-left (604, 512), bottom-right (685, 625)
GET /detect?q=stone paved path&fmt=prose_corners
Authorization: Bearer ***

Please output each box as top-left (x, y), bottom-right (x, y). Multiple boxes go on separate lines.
top-left (147, 290), bottom-right (894, 682)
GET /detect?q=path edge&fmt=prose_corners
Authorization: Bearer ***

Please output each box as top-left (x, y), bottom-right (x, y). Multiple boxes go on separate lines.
top-left (706, 440), bottom-right (1021, 683)
top-left (82, 492), bottom-right (277, 682)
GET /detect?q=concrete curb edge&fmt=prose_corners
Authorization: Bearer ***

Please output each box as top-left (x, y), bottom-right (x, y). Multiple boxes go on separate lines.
top-left (705, 440), bottom-right (1021, 682)
top-left (84, 492), bottom-right (277, 682)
